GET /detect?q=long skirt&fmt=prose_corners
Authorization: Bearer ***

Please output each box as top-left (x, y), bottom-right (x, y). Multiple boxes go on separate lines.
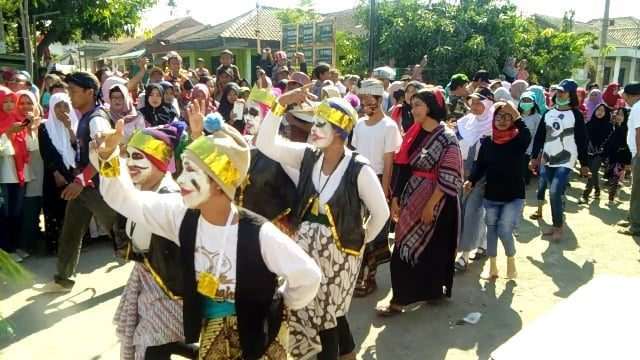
top-left (289, 221), bottom-right (362, 360)
top-left (390, 196), bottom-right (458, 305)
top-left (114, 263), bottom-right (185, 360)
top-left (198, 316), bottom-right (288, 360)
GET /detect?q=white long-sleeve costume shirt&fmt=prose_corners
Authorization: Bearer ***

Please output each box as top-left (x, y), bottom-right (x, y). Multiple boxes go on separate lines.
top-left (99, 159), bottom-right (321, 309)
top-left (256, 111), bottom-right (390, 244)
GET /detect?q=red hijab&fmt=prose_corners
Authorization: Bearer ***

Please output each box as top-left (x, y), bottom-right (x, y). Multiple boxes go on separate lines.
top-left (602, 83), bottom-right (621, 108)
top-left (0, 87), bottom-right (30, 185)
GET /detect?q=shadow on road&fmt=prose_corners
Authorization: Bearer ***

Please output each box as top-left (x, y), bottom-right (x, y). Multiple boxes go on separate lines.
top-left (0, 286), bottom-right (124, 349)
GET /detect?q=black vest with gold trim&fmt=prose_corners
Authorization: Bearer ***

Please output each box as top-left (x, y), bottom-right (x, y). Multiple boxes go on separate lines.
top-left (237, 149), bottom-right (296, 222)
top-left (292, 148), bottom-right (366, 255)
top-left (179, 208), bottom-right (283, 360)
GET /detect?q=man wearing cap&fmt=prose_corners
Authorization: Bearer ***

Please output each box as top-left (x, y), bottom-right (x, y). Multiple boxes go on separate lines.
top-left (94, 113), bottom-right (321, 359)
top-left (107, 124), bottom-right (197, 359)
top-left (216, 50), bottom-right (241, 83)
top-left (618, 82), bottom-right (640, 236)
top-left (38, 71), bottom-right (121, 292)
top-left (352, 79), bottom-right (402, 297)
top-left (530, 79), bottom-right (590, 241)
top-left (195, 58), bottom-right (210, 78)
top-left (257, 88), bottom-right (389, 359)
top-left (447, 73), bottom-right (470, 122)
top-left (469, 69), bottom-right (491, 92)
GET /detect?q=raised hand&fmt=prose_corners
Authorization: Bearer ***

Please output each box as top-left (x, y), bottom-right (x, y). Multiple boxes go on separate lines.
top-left (95, 119), bottom-right (125, 160)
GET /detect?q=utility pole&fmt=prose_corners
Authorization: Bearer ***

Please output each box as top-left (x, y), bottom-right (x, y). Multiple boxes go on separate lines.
top-left (255, 1), bottom-right (261, 54)
top-left (597, 0), bottom-right (611, 86)
top-left (368, 0), bottom-right (376, 74)
top-left (20, 0), bottom-right (33, 75)
top-left (0, 8), bottom-right (6, 54)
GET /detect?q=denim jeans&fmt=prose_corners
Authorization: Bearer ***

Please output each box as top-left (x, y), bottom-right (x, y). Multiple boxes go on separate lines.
top-left (459, 177), bottom-right (487, 252)
top-left (536, 163), bottom-right (548, 202)
top-left (484, 199), bottom-right (524, 257)
top-left (542, 166), bottom-right (572, 227)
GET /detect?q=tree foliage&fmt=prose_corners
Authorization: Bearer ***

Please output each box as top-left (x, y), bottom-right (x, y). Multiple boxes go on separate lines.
top-left (0, 0), bottom-right (156, 60)
top-left (274, 0), bottom-right (319, 25)
top-left (355, 0), bottom-right (596, 85)
top-left (336, 31), bottom-right (367, 75)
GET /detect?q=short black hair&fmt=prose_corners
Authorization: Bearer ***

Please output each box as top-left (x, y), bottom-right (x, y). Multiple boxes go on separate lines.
top-left (66, 71), bottom-right (100, 97)
top-left (312, 63), bottom-right (331, 80)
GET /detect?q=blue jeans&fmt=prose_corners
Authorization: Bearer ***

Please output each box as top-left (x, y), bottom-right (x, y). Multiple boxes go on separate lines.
top-left (536, 163), bottom-right (548, 202)
top-left (542, 166), bottom-right (572, 227)
top-left (484, 199), bottom-right (524, 257)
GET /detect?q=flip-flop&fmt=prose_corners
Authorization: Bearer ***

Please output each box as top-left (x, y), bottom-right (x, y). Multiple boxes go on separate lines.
top-left (454, 257), bottom-right (468, 272)
top-left (376, 305), bottom-right (403, 317)
top-left (617, 228), bottom-right (640, 236)
top-left (529, 211), bottom-right (542, 220)
top-left (470, 248), bottom-right (487, 261)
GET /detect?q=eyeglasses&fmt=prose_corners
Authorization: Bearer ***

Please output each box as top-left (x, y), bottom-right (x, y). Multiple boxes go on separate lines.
top-left (495, 112), bottom-right (514, 121)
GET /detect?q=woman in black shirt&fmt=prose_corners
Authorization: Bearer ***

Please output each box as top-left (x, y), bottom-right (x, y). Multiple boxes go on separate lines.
top-left (464, 102), bottom-right (531, 280)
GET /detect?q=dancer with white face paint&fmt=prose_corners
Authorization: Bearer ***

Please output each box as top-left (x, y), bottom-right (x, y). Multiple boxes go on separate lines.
top-left (256, 87), bottom-right (389, 360)
top-left (102, 124), bottom-right (198, 359)
top-left (94, 113), bottom-right (321, 360)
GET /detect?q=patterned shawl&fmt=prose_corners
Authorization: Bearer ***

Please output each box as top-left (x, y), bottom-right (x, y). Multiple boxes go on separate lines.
top-left (395, 125), bottom-right (463, 265)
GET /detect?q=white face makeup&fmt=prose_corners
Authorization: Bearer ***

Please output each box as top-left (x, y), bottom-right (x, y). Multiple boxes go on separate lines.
top-left (310, 117), bottom-right (335, 148)
top-left (177, 158), bottom-right (212, 209)
top-left (244, 102), bottom-right (261, 136)
top-left (126, 147), bottom-right (154, 185)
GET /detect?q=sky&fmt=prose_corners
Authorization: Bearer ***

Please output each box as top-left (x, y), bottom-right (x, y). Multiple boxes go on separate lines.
top-left (144, 0), bottom-right (640, 28)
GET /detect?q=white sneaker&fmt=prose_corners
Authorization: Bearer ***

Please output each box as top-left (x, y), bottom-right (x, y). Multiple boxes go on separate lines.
top-left (33, 281), bottom-right (72, 293)
top-left (15, 249), bottom-right (30, 259)
top-left (9, 252), bottom-right (23, 263)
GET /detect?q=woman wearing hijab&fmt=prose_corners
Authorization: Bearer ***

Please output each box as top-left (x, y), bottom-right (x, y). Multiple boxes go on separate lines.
top-left (217, 82), bottom-right (245, 133)
top-left (454, 88), bottom-right (494, 271)
top-left (584, 89), bottom-right (603, 121)
top-left (526, 85), bottom-right (551, 221)
top-left (494, 87), bottom-right (513, 103)
top-left (530, 79), bottom-right (590, 241)
top-left (38, 93), bottom-right (78, 254)
top-left (108, 84), bottom-right (144, 143)
top-left (139, 83), bottom-right (178, 127)
top-left (0, 87), bottom-right (31, 261)
top-left (606, 107), bottom-right (632, 203)
top-left (580, 103), bottom-right (614, 203)
top-left (518, 91), bottom-right (542, 185)
top-left (602, 83), bottom-right (621, 108)
top-left (510, 80), bottom-right (529, 102)
top-left (190, 83), bottom-right (216, 115)
top-left (15, 90), bottom-right (44, 258)
top-left (160, 80), bottom-right (182, 116)
top-left (465, 101), bottom-right (531, 279)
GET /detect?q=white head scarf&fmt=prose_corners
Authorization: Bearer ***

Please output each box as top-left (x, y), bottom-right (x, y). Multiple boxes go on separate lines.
top-left (45, 93), bottom-right (78, 169)
top-left (101, 76), bottom-right (127, 106)
top-left (457, 98), bottom-right (494, 159)
top-left (494, 87), bottom-right (513, 103)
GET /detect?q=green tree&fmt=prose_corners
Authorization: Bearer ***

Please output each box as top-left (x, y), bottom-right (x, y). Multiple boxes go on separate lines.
top-left (356, 0), bottom-right (596, 85)
top-left (336, 31), bottom-right (367, 75)
top-left (275, 0), bottom-right (319, 25)
top-left (0, 0), bottom-right (155, 66)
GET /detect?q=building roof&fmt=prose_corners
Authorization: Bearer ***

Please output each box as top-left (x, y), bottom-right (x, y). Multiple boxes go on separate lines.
top-left (98, 17), bottom-right (203, 59)
top-left (321, 8), bottom-right (366, 36)
top-left (533, 14), bottom-right (640, 48)
top-left (174, 7), bottom-right (282, 44)
top-left (608, 27), bottom-right (640, 48)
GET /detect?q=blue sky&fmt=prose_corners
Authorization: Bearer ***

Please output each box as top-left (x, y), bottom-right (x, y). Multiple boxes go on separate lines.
top-left (144, 0), bottom-right (640, 28)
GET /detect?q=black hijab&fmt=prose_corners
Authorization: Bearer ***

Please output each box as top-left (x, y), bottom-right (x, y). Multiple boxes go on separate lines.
top-left (586, 103), bottom-right (613, 148)
top-left (140, 83), bottom-right (177, 126)
top-left (217, 82), bottom-right (244, 133)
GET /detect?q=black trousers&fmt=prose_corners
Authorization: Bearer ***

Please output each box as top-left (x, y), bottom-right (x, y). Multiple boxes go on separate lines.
top-left (317, 316), bottom-right (355, 360)
top-left (144, 342), bottom-right (198, 360)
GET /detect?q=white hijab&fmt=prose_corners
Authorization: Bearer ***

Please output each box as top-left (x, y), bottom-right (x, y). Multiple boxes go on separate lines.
top-left (494, 87), bottom-right (513, 102)
top-left (457, 98), bottom-right (494, 159)
top-left (45, 93), bottom-right (78, 169)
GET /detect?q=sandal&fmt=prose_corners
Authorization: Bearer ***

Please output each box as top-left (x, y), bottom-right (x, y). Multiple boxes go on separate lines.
top-left (529, 211), bottom-right (543, 220)
top-left (454, 257), bottom-right (468, 272)
top-left (376, 304), bottom-right (403, 317)
top-left (353, 281), bottom-right (377, 298)
top-left (470, 248), bottom-right (487, 260)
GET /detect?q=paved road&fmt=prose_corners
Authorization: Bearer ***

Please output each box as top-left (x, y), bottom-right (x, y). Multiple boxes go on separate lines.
top-left (2, 177), bottom-right (639, 359)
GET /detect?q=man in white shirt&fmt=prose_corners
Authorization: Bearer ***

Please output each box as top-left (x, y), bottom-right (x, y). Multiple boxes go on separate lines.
top-left (619, 82), bottom-right (640, 236)
top-left (352, 79), bottom-right (402, 297)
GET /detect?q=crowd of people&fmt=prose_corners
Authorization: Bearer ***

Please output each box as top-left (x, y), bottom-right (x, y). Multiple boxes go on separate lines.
top-left (0, 47), bottom-right (639, 360)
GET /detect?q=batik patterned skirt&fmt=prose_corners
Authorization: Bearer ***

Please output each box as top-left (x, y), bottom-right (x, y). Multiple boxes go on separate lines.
top-left (114, 263), bottom-right (185, 360)
top-left (288, 221), bottom-right (362, 360)
top-left (198, 316), bottom-right (288, 359)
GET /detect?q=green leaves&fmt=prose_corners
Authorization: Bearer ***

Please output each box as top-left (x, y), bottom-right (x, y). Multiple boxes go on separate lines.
top-left (353, 0), bottom-right (595, 85)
